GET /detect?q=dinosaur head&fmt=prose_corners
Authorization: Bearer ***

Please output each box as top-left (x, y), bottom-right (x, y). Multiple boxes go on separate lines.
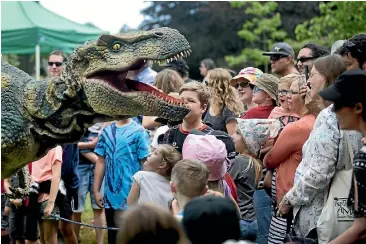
top-left (68, 27), bottom-right (191, 121)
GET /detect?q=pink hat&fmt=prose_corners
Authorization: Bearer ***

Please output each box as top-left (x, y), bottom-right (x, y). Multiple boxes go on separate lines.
top-left (182, 134), bottom-right (227, 181)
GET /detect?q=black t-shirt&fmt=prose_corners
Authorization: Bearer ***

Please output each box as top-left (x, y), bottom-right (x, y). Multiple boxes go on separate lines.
top-left (161, 124), bottom-right (213, 153)
top-left (204, 106), bottom-right (238, 133)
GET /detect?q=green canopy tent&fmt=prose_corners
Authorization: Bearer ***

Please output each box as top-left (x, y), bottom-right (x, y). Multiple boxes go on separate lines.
top-left (1, 1), bottom-right (108, 80)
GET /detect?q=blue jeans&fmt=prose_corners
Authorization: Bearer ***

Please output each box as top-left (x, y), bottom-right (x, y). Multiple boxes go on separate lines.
top-left (254, 189), bottom-right (272, 244)
top-left (240, 219), bottom-right (258, 241)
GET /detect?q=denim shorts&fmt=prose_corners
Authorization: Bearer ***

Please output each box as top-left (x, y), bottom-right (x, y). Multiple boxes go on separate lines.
top-left (240, 219), bottom-right (258, 241)
top-left (73, 164), bottom-right (105, 212)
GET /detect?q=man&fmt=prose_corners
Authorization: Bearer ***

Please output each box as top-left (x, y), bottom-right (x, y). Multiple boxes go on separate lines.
top-left (47, 50), bottom-right (66, 78)
top-left (47, 50), bottom-right (79, 244)
top-left (336, 33), bottom-right (366, 71)
top-left (162, 59), bottom-right (192, 83)
top-left (263, 42), bottom-right (299, 77)
top-left (296, 43), bottom-right (329, 74)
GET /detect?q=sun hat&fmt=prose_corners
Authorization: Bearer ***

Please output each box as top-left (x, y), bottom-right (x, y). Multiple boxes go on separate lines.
top-left (236, 118), bottom-right (281, 157)
top-left (251, 73), bottom-right (279, 103)
top-left (230, 67), bottom-right (263, 86)
top-left (182, 134), bottom-right (227, 181)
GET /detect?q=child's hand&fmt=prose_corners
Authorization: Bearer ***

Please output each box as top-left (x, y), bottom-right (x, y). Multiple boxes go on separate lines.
top-left (44, 201), bottom-right (55, 217)
top-left (12, 199), bottom-right (23, 208)
top-left (205, 189), bottom-right (224, 198)
top-left (171, 199), bottom-right (180, 215)
top-left (94, 191), bottom-right (104, 208)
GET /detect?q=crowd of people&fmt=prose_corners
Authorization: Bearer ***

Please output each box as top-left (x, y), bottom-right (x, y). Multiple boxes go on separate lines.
top-left (1, 33), bottom-right (366, 244)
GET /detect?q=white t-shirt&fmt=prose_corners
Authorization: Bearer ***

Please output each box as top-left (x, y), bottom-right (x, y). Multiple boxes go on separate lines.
top-left (133, 171), bottom-right (172, 210)
top-left (151, 125), bottom-right (169, 149)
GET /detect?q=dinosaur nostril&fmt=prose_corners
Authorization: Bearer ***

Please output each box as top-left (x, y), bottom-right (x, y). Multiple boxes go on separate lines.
top-left (154, 32), bottom-right (164, 37)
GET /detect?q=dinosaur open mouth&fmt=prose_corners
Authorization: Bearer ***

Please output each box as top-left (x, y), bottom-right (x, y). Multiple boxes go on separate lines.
top-left (89, 60), bottom-right (187, 106)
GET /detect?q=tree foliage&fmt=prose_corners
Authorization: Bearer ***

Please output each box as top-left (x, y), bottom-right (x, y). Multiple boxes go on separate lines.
top-left (225, 1), bottom-right (287, 69)
top-left (295, 1), bottom-right (366, 45)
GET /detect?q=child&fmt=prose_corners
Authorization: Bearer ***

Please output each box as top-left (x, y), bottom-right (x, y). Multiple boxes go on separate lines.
top-left (162, 81), bottom-right (213, 153)
top-left (182, 134), bottom-right (239, 212)
top-left (241, 74), bottom-right (279, 119)
top-left (127, 144), bottom-right (181, 209)
top-left (230, 118), bottom-right (279, 242)
top-left (93, 118), bottom-right (150, 244)
top-left (170, 159), bottom-right (210, 217)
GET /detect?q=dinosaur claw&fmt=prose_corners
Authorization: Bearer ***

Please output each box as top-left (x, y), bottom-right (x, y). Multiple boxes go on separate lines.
top-left (6, 187), bottom-right (29, 199)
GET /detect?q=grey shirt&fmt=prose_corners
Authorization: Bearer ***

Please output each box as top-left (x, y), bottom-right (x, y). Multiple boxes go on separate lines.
top-left (204, 106), bottom-right (237, 133)
top-left (229, 155), bottom-right (256, 221)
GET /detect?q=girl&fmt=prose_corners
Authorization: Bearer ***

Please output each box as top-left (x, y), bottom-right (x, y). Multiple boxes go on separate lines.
top-left (127, 145), bottom-right (181, 210)
top-left (231, 118), bottom-right (279, 242)
top-left (204, 68), bottom-right (243, 135)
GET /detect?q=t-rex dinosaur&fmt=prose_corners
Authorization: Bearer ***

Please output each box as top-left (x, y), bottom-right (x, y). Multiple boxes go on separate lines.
top-left (1, 27), bottom-right (191, 196)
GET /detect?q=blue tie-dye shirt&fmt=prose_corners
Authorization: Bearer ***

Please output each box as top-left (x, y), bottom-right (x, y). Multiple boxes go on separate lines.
top-left (94, 120), bottom-right (150, 210)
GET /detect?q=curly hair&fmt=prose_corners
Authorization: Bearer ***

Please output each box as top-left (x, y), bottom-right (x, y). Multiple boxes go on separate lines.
top-left (206, 68), bottom-right (243, 116)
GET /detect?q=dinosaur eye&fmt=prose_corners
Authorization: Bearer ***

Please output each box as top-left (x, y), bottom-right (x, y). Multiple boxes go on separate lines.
top-left (112, 42), bottom-right (121, 51)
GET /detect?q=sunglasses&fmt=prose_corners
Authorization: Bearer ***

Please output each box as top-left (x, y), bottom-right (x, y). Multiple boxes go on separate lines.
top-left (48, 62), bottom-right (63, 67)
top-left (288, 90), bottom-right (300, 95)
top-left (234, 82), bottom-right (250, 89)
top-left (277, 90), bottom-right (289, 96)
top-left (296, 56), bottom-right (315, 64)
top-left (270, 55), bottom-right (288, 62)
top-left (253, 86), bottom-right (263, 94)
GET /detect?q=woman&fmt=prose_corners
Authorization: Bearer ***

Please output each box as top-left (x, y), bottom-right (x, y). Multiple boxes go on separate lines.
top-left (204, 68), bottom-right (243, 135)
top-left (142, 69), bottom-right (184, 130)
top-left (117, 204), bottom-right (188, 244)
top-left (277, 55), bottom-right (362, 241)
top-left (319, 70), bottom-right (366, 244)
top-left (264, 74), bottom-right (315, 244)
top-left (230, 67), bottom-right (262, 114)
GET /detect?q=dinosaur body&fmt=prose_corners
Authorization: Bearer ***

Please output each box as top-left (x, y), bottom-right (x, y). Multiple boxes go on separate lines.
top-left (1, 27), bottom-right (191, 181)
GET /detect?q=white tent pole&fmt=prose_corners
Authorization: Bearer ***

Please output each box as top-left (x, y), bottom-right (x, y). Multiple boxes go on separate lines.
top-left (35, 44), bottom-right (40, 81)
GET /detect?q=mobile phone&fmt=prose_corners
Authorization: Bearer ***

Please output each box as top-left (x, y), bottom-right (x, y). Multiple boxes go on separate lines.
top-left (304, 65), bottom-right (309, 81)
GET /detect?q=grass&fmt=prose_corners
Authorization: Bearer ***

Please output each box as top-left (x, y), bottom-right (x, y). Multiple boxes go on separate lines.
top-left (79, 193), bottom-right (108, 244)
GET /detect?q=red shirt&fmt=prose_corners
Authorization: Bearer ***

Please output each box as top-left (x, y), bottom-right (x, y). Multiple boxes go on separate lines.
top-left (225, 173), bottom-right (238, 202)
top-left (241, 105), bottom-right (275, 119)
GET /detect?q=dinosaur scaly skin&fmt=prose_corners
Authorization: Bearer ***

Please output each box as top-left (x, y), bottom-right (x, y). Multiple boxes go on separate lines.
top-left (1, 27), bottom-right (191, 181)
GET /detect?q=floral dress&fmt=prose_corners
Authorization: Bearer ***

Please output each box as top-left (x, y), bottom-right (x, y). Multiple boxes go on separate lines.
top-left (284, 105), bottom-right (363, 238)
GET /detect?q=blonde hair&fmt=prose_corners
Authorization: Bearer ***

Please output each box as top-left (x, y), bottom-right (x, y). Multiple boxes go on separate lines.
top-left (117, 204), bottom-right (189, 244)
top-left (171, 159), bottom-right (209, 198)
top-left (154, 69), bottom-right (184, 94)
top-left (207, 68), bottom-right (243, 116)
top-left (179, 81), bottom-right (210, 106)
top-left (279, 73), bottom-right (300, 86)
top-left (207, 180), bottom-right (225, 194)
top-left (289, 74), bottom-right (312, 117)
top-left (157, 144), bottom-right (182, 177)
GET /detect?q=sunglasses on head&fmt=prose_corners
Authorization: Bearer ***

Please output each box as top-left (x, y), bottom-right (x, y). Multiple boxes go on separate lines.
top-left (270, 55), bottom-right (288, 62)
top-left (234, 82), bottom-right (250, 89)
top-left (296, 56), bottom-right (315, 64)
top-left (48, 62), bottom-right (63, 67)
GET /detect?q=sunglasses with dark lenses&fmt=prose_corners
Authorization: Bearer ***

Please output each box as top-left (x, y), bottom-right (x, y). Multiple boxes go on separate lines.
top-left (234, 82), bottom-right (250, 89)
top-left (48, 62), bottom-right (63, 67)
top-left (270, 55), bottom-right (288, 62)
top-left (296, 56), bottom-right (315, 64)
top-left (253, 86), bottom-right (263, 93)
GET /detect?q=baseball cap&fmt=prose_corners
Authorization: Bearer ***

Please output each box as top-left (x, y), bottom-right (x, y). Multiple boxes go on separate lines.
top-left (182, 134), bottom-right (227, 181)
top-left (182, 195), bottom-right (241, 244)
top-left (319, 69), bottom-right (366, 104)
top-left (230, 67), bottom-right (263, 87)
top-left (263, 42), bottom-right (295, 58)
top-left (331, 40), bottom-right (345, 54)
top-left (189, 129), bottom-right (236, 160)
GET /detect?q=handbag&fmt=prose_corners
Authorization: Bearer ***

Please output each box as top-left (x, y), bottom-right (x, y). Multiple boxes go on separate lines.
top-left (316, 131), bottom-right (355, 244)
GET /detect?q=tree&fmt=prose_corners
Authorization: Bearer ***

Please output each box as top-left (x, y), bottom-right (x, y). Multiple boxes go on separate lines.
top-left (225, 2), bottom-right (287, 71)
top-left (295, 2), bottom-right (366, 46)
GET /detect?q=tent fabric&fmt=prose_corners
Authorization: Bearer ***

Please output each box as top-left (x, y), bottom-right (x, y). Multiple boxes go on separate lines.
top-left (1, 1), bottom-right (108, 54)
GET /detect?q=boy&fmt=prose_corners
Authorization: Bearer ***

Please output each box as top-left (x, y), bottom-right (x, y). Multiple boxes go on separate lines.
top-left (162, 81), bottom-right (212, 153)
top-left (93, 118), bottom-right (150, 244)
top-left (170, 159), bottom-right (210, 217)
